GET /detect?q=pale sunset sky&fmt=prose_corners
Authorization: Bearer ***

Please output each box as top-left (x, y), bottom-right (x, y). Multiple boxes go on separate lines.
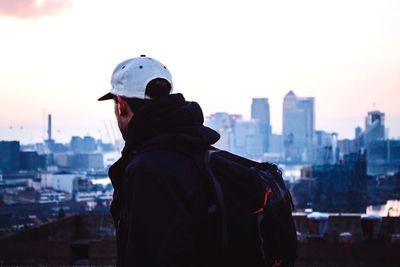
top-left (0, 0), bottom-right (399, 144)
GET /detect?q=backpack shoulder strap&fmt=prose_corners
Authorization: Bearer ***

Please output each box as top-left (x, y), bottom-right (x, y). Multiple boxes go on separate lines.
top-left (204, 149), bottom-right (228, 251)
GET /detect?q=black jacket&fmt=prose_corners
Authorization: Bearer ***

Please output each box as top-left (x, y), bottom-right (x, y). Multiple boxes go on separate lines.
top-left (108, 94), bottom-right (221, 267)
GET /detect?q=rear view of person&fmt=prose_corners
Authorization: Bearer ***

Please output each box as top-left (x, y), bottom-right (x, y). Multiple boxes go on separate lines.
top-left (98, 55), bottom-right (297, 267)
top-left (98, 55), bottom-right (222, 266)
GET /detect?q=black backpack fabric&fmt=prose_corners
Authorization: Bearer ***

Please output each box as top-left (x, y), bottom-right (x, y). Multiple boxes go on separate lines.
top-left (203, 148), bottom-right (297, 267)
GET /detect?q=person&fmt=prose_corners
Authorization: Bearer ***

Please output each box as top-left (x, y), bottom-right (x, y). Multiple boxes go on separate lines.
top-left (98, 55), bottom-right (221, 267)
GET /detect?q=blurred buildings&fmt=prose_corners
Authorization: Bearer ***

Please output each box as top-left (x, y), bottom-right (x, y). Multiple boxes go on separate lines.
top-left (204, 91), bottom-right (399, 178)
top-left (206, 91), bottom-right (317, 163)
top-left (292, 151), bottom-right (368, 213)
top-left (204, 91), bottom-right (400, 216)
top-left (1, 93), bottom-right (400, 244)
top-left (0, 128), bottom-right (115, 236)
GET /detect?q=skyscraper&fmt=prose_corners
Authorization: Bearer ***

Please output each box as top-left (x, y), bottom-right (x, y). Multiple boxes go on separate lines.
top-left (282, 90), bottom-right (315, 162)
top-left (364, 111), bottom-right (385, 147)
top-left (251, 98), bottom-right (271, 153)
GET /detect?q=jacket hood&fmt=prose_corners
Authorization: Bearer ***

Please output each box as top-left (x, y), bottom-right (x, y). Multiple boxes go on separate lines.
top-left (122, 93), bottom-right (220, 155)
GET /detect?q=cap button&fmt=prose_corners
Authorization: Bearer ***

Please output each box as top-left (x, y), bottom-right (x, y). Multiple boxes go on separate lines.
top-left (140, 55), bottom-right (146, 57)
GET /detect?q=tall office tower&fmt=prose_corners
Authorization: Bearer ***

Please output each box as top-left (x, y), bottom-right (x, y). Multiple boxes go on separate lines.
top-left (282, 90), bottom-right (315, 162)
top-left (251, 98), bottom-right (272, 153)
top-left (364, 111), bottom-right (385, 148)
top-left (363, 110), bottom-right (385, 158)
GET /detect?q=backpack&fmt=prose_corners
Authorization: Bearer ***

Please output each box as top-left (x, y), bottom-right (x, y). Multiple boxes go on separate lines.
top-left (203, 147), bottom-right (297, 267)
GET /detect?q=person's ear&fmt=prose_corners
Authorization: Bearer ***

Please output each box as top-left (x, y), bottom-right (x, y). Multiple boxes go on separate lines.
top-left (116, 96), bottom-right (128, 116)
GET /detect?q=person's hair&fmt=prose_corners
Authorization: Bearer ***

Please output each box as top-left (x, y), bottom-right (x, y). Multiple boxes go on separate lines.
top-left (122, 78), bottom-right (172, 112)
top-left (145, 78), bottom-right (172, 99)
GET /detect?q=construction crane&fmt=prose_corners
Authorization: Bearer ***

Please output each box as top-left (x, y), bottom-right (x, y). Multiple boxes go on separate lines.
top-left (109, 119), bottom-right (123, 151)
top-left (103, 119), bottom-right (116, 151)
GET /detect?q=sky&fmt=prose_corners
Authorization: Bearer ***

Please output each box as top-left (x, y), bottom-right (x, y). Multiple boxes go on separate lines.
top-left (0, 0), bottom-right (399, 144)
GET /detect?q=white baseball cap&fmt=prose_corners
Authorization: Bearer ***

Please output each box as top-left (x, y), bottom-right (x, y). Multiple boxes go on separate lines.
top-left (98, 55), bottom-right (173, 101)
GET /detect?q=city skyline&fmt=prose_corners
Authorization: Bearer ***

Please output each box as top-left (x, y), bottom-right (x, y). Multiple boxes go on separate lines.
top-left (1, 93), bottom-right (399, 145)
top-left (1, 0), bottom-right (400, 143)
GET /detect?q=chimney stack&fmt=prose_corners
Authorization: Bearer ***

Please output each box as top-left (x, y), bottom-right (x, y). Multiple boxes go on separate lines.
top-left (47, 114), bottom-right (52, 141)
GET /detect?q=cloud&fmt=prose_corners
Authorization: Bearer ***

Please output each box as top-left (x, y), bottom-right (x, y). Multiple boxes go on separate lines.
top-left (0, 0), bottom-right (72, 19)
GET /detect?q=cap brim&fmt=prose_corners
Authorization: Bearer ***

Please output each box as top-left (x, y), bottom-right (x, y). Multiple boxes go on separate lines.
top-left (98, 92), bottom-right (114, 101)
